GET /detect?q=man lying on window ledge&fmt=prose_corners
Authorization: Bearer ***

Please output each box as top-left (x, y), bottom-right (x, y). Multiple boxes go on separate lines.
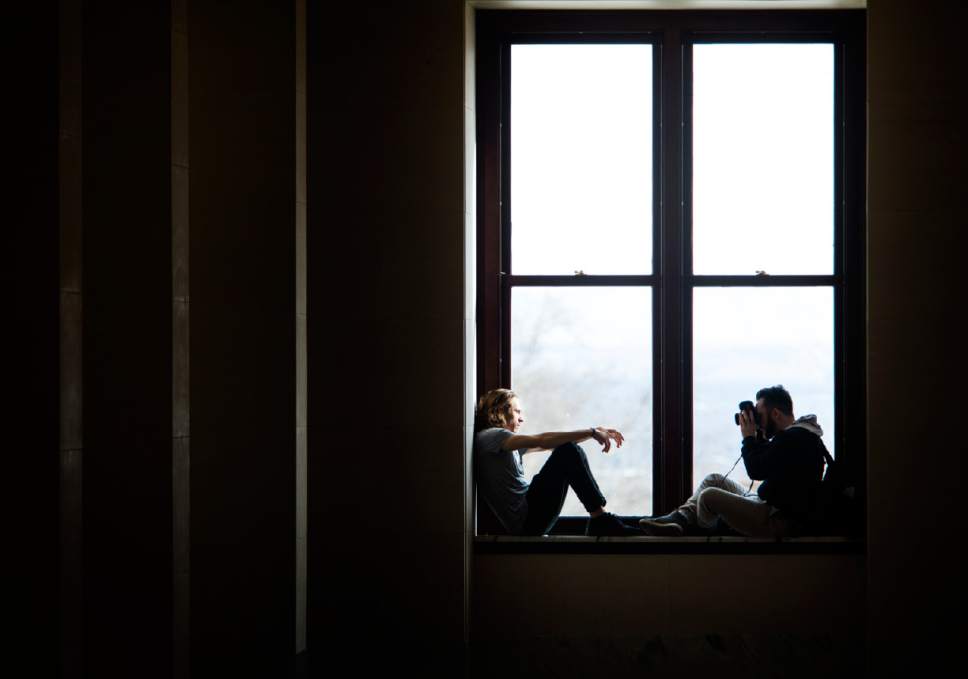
top-left (474, 388), bottom-right (647, 537)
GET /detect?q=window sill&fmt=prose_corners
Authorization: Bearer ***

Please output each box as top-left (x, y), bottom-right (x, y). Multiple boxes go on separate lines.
top-left (474, 534), bottom-right (864, 555)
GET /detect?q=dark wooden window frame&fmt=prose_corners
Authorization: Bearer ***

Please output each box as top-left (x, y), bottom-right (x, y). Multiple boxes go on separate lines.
top-left (475, 9), bottom-right (866, 537)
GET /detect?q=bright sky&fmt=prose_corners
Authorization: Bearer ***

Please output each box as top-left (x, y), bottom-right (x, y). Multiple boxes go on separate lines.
top-left (509, 43), bottom-right (836, 515)
top-left (512, 43), bottom-right (653, 274)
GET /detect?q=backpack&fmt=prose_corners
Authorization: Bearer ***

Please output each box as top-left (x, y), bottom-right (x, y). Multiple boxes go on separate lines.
top-left (806, 444), bottom-right (861, 536)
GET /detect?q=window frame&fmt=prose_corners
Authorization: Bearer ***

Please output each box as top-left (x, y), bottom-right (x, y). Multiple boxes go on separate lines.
top-left (475, 9), bottom-right (866, 534)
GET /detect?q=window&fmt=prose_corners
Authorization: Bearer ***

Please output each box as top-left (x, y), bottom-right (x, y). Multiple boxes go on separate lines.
top-left (476, 10), bottom-right (866, 530)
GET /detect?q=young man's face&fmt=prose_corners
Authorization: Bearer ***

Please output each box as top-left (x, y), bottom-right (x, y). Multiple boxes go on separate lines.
top-left (507, 397), bottom-right (525, 433)
top-left (755, 398), bottom-right (779, 437)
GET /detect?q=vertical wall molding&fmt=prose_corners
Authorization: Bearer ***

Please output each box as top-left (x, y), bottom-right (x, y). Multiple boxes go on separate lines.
top-left (462, 0), bottom-right (477, 650)
top-left (295, 0), bottom-right (308, 657)
top-left (172, 0), bottom-right (191, 676)
top-left (58, 0), bottom-right (84, 675)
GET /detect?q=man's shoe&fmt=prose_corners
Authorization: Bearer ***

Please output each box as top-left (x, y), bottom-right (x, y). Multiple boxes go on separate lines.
top-left (638, 511), bottom-right (689, 536)
top-left (586, 512), bottom-right (647, 537)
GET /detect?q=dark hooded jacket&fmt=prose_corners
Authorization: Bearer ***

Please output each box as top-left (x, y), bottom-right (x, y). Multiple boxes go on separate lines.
top-left (742, 415), bottom-right (827, 520)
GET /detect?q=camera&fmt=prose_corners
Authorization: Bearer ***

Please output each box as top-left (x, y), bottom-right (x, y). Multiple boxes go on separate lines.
top-left (733, 400), bottom-right (758, 426)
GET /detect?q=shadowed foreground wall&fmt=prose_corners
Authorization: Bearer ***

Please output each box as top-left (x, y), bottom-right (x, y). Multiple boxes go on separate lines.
top-left (81, 3), bottom-right (173, 676)
top-left (189, 0), bottom-right (296, 673)
top-left (473, 553), bottom-right (866, 676)
top-left (18, 1), bottom-right (298, 676)
top-left (306, 0), bottom-right (469, 667)
top-left (865, 0), bottom-right (964, 675)
top-left (13, 4), bottom-right (60, 678)
top-left (13, 0), bottom-right (963, 676)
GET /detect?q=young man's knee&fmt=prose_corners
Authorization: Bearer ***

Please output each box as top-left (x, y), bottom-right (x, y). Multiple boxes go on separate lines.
top-left (699, 486), bottom-right (723, 502)
top-left (547, 442), bottom-right (589, 470)
top-left (703, 472), bottom-right (726, 486)
top-left (696, 487), bottom-right (731, 527)
top-left (698, 487), bottom-right (729, 512)
top-left (552, 441), bottom-right (584, 457)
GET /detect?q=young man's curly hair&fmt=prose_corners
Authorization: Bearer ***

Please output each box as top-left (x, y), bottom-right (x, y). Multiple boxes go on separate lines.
top-left (756, 384), bottom-right (794, 416)
top-left (474, 388), bottom-right (518, 432)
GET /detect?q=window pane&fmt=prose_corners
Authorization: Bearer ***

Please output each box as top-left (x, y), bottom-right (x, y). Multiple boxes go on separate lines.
top-left (511, 287), bottom-right (652, 516)
top-left (693, 288), bottom-right (835, 490)
top-left (511, 44), bottom-right (653, 275)
top-left (692, 44), bottom-right (834, 275)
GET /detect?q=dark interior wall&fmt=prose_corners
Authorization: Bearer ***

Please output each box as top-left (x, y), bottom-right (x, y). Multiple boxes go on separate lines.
top-left (472, 553), bottom-right (867, 675)
top-left (865, 0), bottom-right (964, 675)
top-left (13, 3), bottom-right (60, 678)
top-left (81, 2), bottom-right (174, 677)
top-left (189, 0), bottom-right (296, 672)
top-left (306, 0), bottom-right (468, 662)
top-left (18, 1), bottom-right (298, 676)
top-left (17, 0), bottom-right (962, 675)
top-left (475, 554), bottom-right (866, 637)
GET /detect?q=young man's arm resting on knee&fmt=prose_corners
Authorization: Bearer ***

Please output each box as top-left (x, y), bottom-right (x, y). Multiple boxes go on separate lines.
top-left (503, 427), bottom-right (624, 454)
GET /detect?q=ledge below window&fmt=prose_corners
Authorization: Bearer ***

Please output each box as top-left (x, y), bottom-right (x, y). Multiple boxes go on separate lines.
top-left (474, 534), bottom-right (864, 555)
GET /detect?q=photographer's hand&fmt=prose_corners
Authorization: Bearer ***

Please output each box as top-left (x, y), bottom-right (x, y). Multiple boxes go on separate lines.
top-left (738, 410), bottom-right (758, 438)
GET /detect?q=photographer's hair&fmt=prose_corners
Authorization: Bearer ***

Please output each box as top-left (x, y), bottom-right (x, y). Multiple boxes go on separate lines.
top-left (474, 388), bottom-right (518, 433)
top-left (755, 384), bottom-right (794, 416)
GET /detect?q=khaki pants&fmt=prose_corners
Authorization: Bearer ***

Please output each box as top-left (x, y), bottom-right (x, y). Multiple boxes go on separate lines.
top-left (678, 473), bottom-right (799, 538)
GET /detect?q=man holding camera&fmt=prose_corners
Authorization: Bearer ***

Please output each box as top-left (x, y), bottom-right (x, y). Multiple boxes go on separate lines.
top-left (639, 385), bottom-right (827, 538)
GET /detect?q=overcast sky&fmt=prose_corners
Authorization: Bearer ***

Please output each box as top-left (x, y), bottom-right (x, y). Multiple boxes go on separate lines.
top-left (509, 43), bottom-right (835, 515)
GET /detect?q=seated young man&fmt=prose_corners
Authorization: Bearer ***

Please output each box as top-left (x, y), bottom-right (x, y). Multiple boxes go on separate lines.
top-left (638, 385), bottom-right (827, 538)
top-left (474, 388), bottom-right (645, 537)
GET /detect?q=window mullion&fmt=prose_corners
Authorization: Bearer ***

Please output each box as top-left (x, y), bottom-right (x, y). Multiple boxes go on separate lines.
top-left (655, 26), bottom-right (689, 515)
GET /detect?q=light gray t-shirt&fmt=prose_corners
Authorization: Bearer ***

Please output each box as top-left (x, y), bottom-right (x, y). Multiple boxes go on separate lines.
top-left (474, 427), bottom-right (529, 534)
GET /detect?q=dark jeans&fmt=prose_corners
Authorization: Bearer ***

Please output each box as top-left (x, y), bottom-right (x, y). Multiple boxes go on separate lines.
top-left (520, 442), bottom-right (607, 536)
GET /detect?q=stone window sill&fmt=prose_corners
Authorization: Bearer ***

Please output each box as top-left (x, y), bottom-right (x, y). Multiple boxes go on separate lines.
top-left (474, 534), bottom-right (863, 555)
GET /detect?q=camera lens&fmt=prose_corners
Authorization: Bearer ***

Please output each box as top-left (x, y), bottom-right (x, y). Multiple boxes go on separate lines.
top-left (734, 400), bottom-right (755, 425)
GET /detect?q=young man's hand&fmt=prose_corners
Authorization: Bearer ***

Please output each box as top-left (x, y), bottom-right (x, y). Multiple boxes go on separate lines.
top-left (591, 427), bottom-right (624, 453)
top-left (738, 410), bottom-right (758, 438)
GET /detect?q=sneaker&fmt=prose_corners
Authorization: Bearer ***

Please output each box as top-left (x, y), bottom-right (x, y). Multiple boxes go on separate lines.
top-left (586, 512), bottom-right (647, 537)
top-left (638, 511), bottom-right (689, 536)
